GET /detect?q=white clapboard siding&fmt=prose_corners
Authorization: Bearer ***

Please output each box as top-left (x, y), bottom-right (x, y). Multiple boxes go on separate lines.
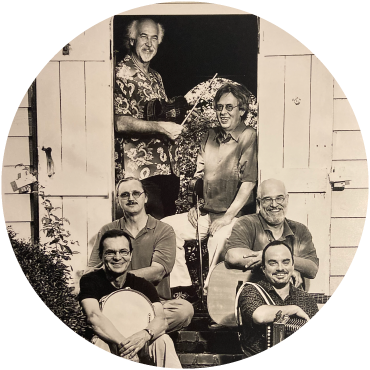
top-left (3, 137), bottom-right (30, 166)
top-left (3, 194), bottom-right (32, 221)
top-left (334, 99), bottom-right (360, 131)
top-left (333, 79), bottom-right (345, 99)
top-left (19, 91), bottom-right (29, 108)
top-left (330, 276), bottom-right (343, 296)
top-left (332, 131), bottom-right (366, 160)
top-left (6, 222), bottom-right (31, 241)
top-left (330, 248), bottom-right (357, 276)
top-left (331, 160), bottom-right (368, 189)
top-left (331, 189), bottom-right (368, 218)
top-left (331, 218), bottom-right (366, 247)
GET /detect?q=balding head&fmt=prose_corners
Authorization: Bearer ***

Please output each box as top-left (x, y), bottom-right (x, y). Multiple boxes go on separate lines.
top-left (257, 179), bottom-right (288, 226)
top-left (257, 179), bottom-right (287, 199)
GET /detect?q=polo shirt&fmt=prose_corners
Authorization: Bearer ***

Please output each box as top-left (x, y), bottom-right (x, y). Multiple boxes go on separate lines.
top-left (194, 124), bottom-right (257, 216)
top-left (226, 213), bottom-right (319, 269)
top-left (88, 215), bottom-right (175, 300)
top-left (238, 278), bottom-right (318, 356)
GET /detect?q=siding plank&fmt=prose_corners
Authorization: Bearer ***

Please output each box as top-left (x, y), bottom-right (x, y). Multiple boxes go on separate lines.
top-left (3, 194), bottom-right (31, 221)
top-left (284, 56), bottom-right (311, 168)
top-left (331, 218), bottom-right (366, 247)
top-left (60, 62), bottom-right (87, 177)
top-left (332, 131), bottom-right (366, 160)
top-left (333, 99), bottom-right (359, 131)
top-left (331, 189), bottom-right (368, 218)
top-left (257, 56), bottom-right (285, 170)
top-left (9, 108), bottom-right (30, 136)
top-left (3, 137), bottom-right (30, 166)
top-left (310, 56), bottom-right (333, 168)
top-left (19, 91), bottom-right (29, 108)
top-left (331, 247), bottom-right (357, 276)
top-left (331, 160), bottom-right (368, 189)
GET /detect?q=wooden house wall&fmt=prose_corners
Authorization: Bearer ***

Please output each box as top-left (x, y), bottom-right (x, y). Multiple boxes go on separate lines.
top-left (329, 81), bottom-right (368, 294)
top-left (2, 91), bottom-right (33, 240)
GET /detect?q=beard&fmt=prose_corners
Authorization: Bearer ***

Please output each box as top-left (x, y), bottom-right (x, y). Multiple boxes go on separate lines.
top-left (260, 206), bottom-right (285, 225)
top-left (137, 47), bottom-right (157, 63)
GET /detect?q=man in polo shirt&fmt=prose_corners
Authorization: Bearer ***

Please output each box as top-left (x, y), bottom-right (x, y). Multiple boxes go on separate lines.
top-left (162, 83), bottom-right (257, 294)
top-left (225, 178), bottom-right (319, 287)
top-left (88, 177), bottom-right (194, 333)
top-left (237, 241), bottom-right (318, 357)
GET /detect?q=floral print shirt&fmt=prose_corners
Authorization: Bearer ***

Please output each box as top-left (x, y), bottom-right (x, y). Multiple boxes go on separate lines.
top-left (114, 54), bottom-right (178, 180)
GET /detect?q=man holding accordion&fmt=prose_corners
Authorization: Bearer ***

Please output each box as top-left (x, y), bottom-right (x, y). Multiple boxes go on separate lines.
top-left (237, 241), bottom-right (318, 357)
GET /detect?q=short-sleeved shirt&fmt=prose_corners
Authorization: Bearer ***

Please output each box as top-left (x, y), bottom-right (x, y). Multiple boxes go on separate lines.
top-left (114, 54), bottom-right (178, 179)
top-left (88, 215), bottom-right (176, 300)
top-left (194, 124), bottom-right (257, 215)
top-left (78, 270), bottom-right (160, 304)
top-left (225, 213), bottom-right (319, 278)
top-left (238, 279), bottom-right (318, 356)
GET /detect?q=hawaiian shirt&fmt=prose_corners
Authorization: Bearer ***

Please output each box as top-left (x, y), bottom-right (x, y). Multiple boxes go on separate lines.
top-left (114, 54), bottom-right (178, 180)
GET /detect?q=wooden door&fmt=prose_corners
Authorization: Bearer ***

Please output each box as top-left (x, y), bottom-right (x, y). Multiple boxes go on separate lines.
top-left (258, 19), bottom-right (333, 294)
top-left (36, 18), bottom-right (114, 279)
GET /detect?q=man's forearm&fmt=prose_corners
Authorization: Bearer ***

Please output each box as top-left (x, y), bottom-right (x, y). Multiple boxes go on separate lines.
top-left (130, 264), bottom-right (166, 285)
top-left (88, 312), bottom-right (126, 345)
top-left (115, 115), bottom-right (165, 135)
top-left (252, 305), bottom-right (309, 324)
top-left (224, 181), bottom-right (255, 219)
top-left (293, 256), bottom-right (318, 279)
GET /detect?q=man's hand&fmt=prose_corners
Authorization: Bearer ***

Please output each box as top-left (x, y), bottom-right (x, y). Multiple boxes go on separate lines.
top-left (209, 214), bottom-right (233, 236)
top-left (158, 121), bottom-right (183, 141)
top-left (242, 249), bottom-right (262, 270)
top-left (291, 270), bottom-right (303, 288)
top-left (118, 330), bottom-right (151, 359)
top-left (284, 305), bottom-right (310, 321)
top-left (188, 207), bottom-right (199, 228)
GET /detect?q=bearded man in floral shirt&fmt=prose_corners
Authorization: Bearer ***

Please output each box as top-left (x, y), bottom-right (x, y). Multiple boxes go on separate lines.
top-left (115, 18), bottom-right (183, 219)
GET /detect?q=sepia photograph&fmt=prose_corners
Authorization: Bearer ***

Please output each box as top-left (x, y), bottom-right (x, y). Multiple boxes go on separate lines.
top-left (1, 1), bottom-right (369, 369)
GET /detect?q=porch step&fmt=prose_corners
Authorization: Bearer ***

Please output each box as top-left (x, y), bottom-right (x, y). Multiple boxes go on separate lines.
top-left (178, 354), bottom-right (246, 368)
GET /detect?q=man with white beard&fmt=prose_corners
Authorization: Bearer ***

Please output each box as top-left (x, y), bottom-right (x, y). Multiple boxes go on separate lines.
top-left (114, 18), bottom-right (183, 220)
top-left (225, 179), bottom-right (319, 287)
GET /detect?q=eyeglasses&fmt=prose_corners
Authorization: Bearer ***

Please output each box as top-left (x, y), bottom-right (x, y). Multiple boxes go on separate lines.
top-left (215, 104), bottom-right (239, 112)
top-left (119, 191), bottom-right (145, 200)
top-left (104, 249), bottom-right (131, 259)
top-left (258, 196), bottom-right (286, 206)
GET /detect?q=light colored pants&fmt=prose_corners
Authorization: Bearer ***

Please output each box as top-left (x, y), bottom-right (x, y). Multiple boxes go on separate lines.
top-left (162, 213), bottom-right (237, 289)
top-left (162, 298), bottom-right (194, 332)
top-left (93, 334), bottom-right (182, 368)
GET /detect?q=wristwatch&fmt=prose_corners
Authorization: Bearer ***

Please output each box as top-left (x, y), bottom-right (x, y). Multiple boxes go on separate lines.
top-left (144, 328), bottom-right (154, 340)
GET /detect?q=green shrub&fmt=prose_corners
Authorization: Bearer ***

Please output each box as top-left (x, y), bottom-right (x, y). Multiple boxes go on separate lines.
top-left (9, 227), bottom-right (89, 338)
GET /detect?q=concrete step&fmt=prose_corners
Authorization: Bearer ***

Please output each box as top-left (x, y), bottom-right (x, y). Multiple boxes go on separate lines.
top-left (178, 353), bottom-right (246, 367)
top-left (173, 330), bottom-right (243, 354)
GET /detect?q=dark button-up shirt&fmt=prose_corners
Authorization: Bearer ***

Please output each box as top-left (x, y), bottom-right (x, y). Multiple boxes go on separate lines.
top-left (194, 124), bottom-right (257, 216)
top-left (238, 278), bottom-right (318, 356)
top-left (88, 215), bottom-right (175, 300)
top-left (115, 54), bottom-right (178, 179)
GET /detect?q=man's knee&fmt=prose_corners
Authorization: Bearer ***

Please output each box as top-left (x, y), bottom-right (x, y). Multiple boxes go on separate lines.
top-left (176, 298), bottom-right (194, 326)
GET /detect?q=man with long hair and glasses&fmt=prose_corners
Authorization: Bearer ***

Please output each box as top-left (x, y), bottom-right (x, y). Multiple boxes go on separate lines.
top-left (225, 178), bottom-right (319, 288)
top-left (88, 177), bottom-right (194, 335)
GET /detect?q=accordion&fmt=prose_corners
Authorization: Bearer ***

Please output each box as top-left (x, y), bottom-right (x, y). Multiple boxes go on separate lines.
top-left (266, 315), bottom-right (307, 348)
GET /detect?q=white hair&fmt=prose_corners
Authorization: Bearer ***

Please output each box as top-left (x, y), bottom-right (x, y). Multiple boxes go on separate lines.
top-left (125, 19), bottom-right (164, 49)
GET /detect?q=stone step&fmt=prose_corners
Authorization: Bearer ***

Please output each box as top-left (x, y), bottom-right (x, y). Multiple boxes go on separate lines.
top-left (178, 353), bottom-right (246, 367)
top-left (173, 330), bottom-right (243, 354)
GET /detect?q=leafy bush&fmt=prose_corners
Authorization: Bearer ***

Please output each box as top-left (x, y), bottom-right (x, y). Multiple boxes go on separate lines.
top-left (8, 227), bottom-right (88, 338)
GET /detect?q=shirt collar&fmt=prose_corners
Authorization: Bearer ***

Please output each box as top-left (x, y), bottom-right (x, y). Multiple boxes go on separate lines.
top-left (259, 278), bottom-right (296, 298)
top-left (119, 214), bottom-right (157, 233)
top-left (214, 122), bottom-right (246, 143)
top-left (258, 213), bottom-right (294, 239)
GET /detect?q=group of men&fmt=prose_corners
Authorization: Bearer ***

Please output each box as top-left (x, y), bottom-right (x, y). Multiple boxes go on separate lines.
top-left (78, 17), bottom-right (320, 366)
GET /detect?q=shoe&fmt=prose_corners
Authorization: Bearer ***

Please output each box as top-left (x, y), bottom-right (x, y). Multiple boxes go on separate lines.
top-left (208, 321), bottom-right (225, 330)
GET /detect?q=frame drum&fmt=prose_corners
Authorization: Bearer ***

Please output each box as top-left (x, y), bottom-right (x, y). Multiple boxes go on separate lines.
top-left (100, 289), bottom-right (155, 338)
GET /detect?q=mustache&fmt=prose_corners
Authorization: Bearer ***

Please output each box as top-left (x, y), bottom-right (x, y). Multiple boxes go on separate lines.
top-left (126, 200), bottom-right (138, 205)
top-left (273, 270), bottom-right (288, 275)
